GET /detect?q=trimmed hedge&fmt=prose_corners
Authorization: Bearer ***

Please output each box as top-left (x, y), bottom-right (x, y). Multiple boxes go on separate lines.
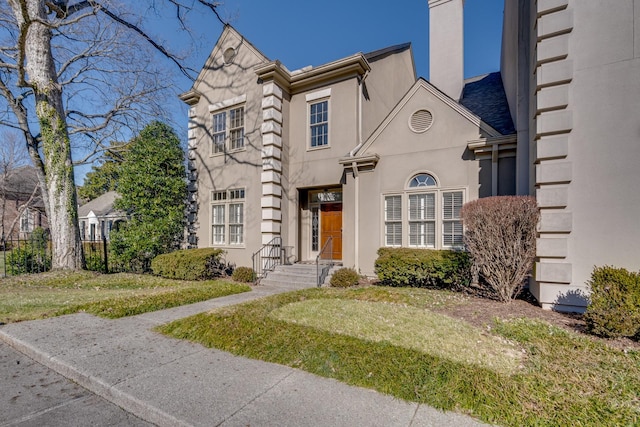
top-left (151, 248), bottom-right (229, 280)
top-left (330, 268), bottom-right (360, 288)
top-left (584, 266), bottom-right (640, 339)
top-left (374, 247), bottom-right (471, 289)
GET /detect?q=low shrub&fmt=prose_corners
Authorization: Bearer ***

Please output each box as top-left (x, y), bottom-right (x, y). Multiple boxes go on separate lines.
top-left (330, 268), bottom-right (360, 288)
top-left (374, 248), bottom-right (471, 289)
top-left (151, 248), bottom-right (230, 280)
top-left (461, 196), bottom-right (539, 302)
top-left (584, 266), bottom-right (640, 339)
top-left (83, 241), bottom-right (106, 272)
top-left (232, 266), bottom-right (257, 283)
top-left (7, 228), bottom-right (51, 274)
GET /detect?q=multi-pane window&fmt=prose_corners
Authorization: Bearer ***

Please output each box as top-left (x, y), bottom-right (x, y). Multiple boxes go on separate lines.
top-left (310, 100), bottom-right (328, 148)
top-left (211, 106), bottom-right (245, 154)
top-left (408, 193), bottom-right (435, 247)
top-left (409, 174), bottom-right (437, 188)
top-left (19, 208), bottom-right (34, 233)
top-left (229, 107), bottom-right (244, 150)
top-left (212, 112), bottom-right (226, 154)
top-left (211, 188), bottom-right (245, 245)
top-left (383, 174), bottom-right (464, 249)
top-left (384, 195), bottom-right (402, 246)
top-left (442, 191), bottom-right (463, 246)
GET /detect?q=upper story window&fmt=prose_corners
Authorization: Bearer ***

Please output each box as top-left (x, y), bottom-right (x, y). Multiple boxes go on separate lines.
top-left (306, 88), bottom-right (331, 149)
top-left (209, 95), bottom-right (247, 155)
top-left (310, 100), bottom-right (328, 148)
top-left (212, 106), bottom-right (245, 154)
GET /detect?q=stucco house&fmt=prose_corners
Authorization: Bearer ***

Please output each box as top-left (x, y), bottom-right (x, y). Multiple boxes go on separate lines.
top-left (78, 191), bottom-right (125, 241)
top-left (181, 0), bottom-right (640, 312)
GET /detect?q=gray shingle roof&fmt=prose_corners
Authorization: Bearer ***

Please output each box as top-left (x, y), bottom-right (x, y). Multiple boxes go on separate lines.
top-left (78, 191), bottom-right (121, 218)
top-left (364, 43), bottom-right (412, 62)
top-left (460, 72), bottom-right (515, 135)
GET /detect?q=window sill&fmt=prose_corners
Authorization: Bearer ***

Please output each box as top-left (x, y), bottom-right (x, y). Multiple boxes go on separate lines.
top-left (307, 145), bottom-right (330, 152)
top-left (209, 147), bottom-right (246, 158)
top-left (210, 244), bottom-right (246, 249)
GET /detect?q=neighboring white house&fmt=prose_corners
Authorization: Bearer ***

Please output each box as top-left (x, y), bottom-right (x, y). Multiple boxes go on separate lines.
top-left (181, 1), bottom-right (640, 313)
top-left (78, 191), bottom-right (126, 241)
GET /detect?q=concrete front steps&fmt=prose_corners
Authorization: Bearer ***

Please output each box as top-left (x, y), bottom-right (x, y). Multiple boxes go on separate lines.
top-left (260, 263), bottom-right (341, 289)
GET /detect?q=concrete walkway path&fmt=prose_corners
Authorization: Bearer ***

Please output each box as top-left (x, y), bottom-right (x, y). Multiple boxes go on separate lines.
top-left (0, 283), bottom-right (491, 427)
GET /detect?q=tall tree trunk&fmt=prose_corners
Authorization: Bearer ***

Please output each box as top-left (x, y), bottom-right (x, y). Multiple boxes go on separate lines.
top-left (14, 0), bottom-right (83, 269)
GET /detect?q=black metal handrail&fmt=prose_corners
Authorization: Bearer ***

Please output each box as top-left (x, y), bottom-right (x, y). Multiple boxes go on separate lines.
top-left (251, 236), bottom-right (284, 283)
top-left (316, 236), bottom-right (333, 287)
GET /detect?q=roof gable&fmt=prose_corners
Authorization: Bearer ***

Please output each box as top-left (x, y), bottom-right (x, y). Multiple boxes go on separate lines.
top-left (353, 78), bottom-right (501, 157)
top-left (78, 191), bottom-right (122, 218)
top-left (182, 25), bottom-right (270, 103)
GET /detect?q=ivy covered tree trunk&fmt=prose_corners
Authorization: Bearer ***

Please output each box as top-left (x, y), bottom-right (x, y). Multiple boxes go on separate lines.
top-left (14, 0), bottom-right (83, 269)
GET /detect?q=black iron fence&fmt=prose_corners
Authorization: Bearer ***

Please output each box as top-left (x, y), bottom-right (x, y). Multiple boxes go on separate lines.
top-left (1, 235), bottom-right (111, 277)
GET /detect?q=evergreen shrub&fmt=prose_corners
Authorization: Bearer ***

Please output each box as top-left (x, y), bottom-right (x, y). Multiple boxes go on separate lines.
top-left (151, 248), bottom-right (228, 280)
top-left (7, 228), bottom-right (51, 274)
top-left (374, 248), bottom-right (471, 289)
top-left (584, 266), bottom-right (640, 339)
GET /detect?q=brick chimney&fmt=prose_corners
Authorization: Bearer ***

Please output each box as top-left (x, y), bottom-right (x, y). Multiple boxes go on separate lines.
top-left (428, 0), bottom-right (464, 101)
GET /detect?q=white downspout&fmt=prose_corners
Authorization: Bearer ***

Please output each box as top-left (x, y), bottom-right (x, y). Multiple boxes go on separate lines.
top-left (352, 161), bottom-right (359, 271)
top-left (351, 70), bottom-right (368, 271)
top-left (350, 71), bottom-right (370, 157)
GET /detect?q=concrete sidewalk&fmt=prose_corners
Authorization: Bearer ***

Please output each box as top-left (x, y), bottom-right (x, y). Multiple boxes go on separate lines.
top-left (0, 284), bottom-right (491, 427)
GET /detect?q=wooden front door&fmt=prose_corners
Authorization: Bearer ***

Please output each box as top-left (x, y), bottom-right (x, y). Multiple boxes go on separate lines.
top-left (320, 203), bottom-right (342, 260)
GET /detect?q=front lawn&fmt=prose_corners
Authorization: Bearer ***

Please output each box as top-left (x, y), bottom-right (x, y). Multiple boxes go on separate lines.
top-left (158, 286), bottom-right (640, 427)
top-left (0, 270), bottom-right (250, 323)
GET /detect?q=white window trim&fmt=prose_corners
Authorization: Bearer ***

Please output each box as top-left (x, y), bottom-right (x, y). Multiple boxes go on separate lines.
top-left (383, 194), bottom-right (403, 247)
top-left (305, 88), bottom-right (331, 102)
top-left (19, 208), bottom-right (33, 233)
top-left (208, 94), bottom-right (246, 112)
top-left (381, 187), bottom-right (466, 250)
top-left (209, 95), bottom-right (247, 157)
top-left (210, 188), bottom-right (246, 248)
top-left (307, 97), bottom-right (330, 151)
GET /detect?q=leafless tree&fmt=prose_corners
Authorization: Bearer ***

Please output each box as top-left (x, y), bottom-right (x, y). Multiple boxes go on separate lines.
top-left (0, 130), bottom-right (37, 239)
top-left (0, 0), bottom-right (224, 269)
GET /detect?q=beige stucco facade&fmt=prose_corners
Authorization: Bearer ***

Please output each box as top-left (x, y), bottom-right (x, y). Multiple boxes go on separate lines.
top-left (502, 0), bottom-right (640, 311)
top-left (183, 0), bottom-right (638, 312)
top-left (182, 23), bottom-right (508, 274)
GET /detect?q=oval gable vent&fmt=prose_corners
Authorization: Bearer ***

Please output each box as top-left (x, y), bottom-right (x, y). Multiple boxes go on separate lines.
top-left (223, 47), bottom-right (236, 64)
top-left (409, 109), bottom-right (433, 133)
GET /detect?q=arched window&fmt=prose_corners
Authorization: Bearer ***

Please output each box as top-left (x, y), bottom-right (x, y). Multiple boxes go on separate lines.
top-left (408, 173), bottom-right (437, 188)
top-left (383, 173), bottom-right (464, 249)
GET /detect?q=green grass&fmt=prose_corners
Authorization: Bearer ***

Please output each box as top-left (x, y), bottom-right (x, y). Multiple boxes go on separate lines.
top-left (272, 298), bottom-right (523, 374)
top-left (158, 286), bottom-right (640, 427)
top-left (0, 251), bottom-right (7, 276)
top-left (0, 271), bottom-right (251, 322)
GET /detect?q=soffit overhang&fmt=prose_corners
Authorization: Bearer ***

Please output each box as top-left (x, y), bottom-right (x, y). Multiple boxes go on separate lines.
top-left (179, 90), bottom-right (202, 106)
top-left (255, 54), bottom-right (371, 94)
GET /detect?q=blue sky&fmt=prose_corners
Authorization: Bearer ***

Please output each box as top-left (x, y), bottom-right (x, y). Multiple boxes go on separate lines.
top-left (77, 0), bottom-right (505, 183)
top-left (178, 0), bottom-right (504, 86)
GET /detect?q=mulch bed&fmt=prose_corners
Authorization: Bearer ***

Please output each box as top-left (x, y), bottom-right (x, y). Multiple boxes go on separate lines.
top-left (433, 289), bottom-right (639, 352)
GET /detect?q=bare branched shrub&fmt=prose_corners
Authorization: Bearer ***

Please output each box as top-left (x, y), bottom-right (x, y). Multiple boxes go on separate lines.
top-left (461, 196), bottom-right (539, 302)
